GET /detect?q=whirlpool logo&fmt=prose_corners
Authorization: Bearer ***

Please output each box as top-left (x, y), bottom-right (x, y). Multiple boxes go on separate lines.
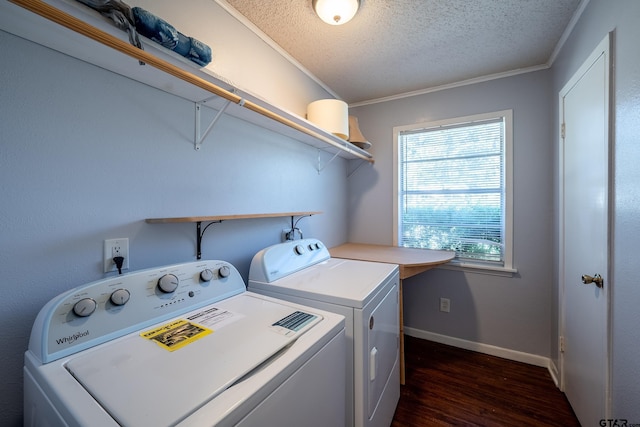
top-left (55, 330), bottom-right (89, 346)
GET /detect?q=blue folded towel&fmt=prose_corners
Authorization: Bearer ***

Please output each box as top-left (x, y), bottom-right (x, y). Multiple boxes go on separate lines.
top-left (132, 7), bottom-right (212, 67)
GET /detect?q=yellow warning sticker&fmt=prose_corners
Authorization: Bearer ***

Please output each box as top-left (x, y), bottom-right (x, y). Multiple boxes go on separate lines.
top-left (140, 319), bottom-right (212, 352)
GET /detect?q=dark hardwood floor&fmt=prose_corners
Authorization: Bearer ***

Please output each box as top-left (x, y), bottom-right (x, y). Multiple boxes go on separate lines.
top-left (391, 336), bottom-right (581, 427)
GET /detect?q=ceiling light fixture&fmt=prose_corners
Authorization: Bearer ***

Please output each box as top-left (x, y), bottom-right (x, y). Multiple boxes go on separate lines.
top-left (312, 0), bottom-right (360, 25)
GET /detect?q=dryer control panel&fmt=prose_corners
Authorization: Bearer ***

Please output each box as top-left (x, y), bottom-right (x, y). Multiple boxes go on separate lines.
top-left (249, 238), bottom-right (331, 283)
top-left (28, 261), bottom-right (245, 363)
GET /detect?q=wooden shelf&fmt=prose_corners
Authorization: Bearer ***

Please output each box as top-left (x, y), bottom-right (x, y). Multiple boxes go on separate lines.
top-left (146, 211), bottom-right (321, 259)
top-left (1, 0), bottom-right (373, 163)
top-left (145, 211), bottom-right (321, 224)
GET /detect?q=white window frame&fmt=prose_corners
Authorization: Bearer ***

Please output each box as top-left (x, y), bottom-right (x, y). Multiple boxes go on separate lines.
top-left (392, 110), bottom-right (516, 276)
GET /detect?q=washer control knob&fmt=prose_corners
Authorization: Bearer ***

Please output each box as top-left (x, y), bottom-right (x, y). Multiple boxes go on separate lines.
top-left (158, 274), bottom-right (179, 293)
top-left (218, 265), bottom-right (231, 278)
top-left (73, 298), bottom-right (97, 317)
top-left (295, 244), bottom-right (305, 255)
top-left (315, 242), bottom-right (323, 249)
top-left (200, 269), bottom-right (214, 282)
top-left (110, 288), bottom-right (130, 306)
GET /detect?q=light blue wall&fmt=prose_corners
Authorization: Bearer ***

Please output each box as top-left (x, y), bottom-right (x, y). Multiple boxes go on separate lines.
top-left (349, 70), bottom-right (554, 357)
top-left (3, 0), bottom-right (639, 424)
top-left (0, 28), bottom-right (349, 425)
top-left (550, 0), bottom-right (640, 419)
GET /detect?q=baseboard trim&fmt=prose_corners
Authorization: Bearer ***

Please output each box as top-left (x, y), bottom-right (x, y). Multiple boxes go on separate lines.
top-left (404, 327), bottom-right (551, 369)
top-left (548, 359), bottom-right (561, 388)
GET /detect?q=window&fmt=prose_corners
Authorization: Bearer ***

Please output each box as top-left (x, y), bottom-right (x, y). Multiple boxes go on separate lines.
top-left (393, 110), bottom-right (514, 273)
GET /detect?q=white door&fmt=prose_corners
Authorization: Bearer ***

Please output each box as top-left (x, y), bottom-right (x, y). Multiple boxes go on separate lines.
top-left (559, 34), bottom-right (611, 426)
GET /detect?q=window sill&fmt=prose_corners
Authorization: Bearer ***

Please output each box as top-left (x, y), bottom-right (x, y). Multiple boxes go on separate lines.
top-left (438, 261), bottom-right (517, 277)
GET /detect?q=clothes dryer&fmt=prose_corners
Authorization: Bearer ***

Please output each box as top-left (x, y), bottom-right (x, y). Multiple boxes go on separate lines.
top-left (248, 239), bottom-right (400, 427)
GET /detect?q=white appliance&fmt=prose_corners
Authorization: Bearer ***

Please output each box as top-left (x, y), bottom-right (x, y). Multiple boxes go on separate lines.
top-left (24, 260), bottom-right (346, 427)
top-left (248, 239), bottom-right (400, 427)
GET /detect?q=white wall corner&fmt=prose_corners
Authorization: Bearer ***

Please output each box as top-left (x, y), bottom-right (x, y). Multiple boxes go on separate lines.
top-left (547, 359), bottom-right (561, 389)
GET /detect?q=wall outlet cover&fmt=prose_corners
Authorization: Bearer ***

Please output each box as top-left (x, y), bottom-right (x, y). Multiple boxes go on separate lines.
top-left (104, 238), bottom-right (129, 273)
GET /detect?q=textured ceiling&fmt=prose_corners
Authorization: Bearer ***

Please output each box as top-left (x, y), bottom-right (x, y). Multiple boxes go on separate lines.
top-left (223, 0), bottom-right (582, 104)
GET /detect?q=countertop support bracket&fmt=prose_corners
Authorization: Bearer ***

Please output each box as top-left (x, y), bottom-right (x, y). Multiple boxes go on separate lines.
top-left (194, 99), bottom-right (233, 151)
top-left (196, 220), bottom-right (223, 259)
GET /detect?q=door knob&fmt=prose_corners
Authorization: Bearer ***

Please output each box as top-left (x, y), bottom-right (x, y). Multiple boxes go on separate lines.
top-left (581, 273), bottom-right (604, 288)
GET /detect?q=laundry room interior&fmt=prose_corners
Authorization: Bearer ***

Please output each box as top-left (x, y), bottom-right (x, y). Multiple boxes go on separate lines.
top-left (1, 0), bottom-right (639, 426)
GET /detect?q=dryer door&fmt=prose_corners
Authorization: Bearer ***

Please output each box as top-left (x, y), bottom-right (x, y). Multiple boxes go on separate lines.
top-left (367, 284), bottom-right (399, 418)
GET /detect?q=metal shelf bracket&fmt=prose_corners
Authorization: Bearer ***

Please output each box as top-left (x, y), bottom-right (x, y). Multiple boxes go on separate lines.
top-left (317, 149), bottom-right (341, 174)
top-left (347, 159), bottom-right (367, 178)
top-left (194, 99), bottom-right (233, 151)
top-left (196, 220), bottom-right (222, 260)
top-left (317, 149), bottom-right (369, 178)
top-left (284, 213), bottom-right (315, 241)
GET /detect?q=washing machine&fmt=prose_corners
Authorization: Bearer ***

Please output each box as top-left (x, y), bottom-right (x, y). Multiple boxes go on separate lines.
top-left (248, 238), bottom-right (400, 427)
top-left (24, 260), bottom-right (346, 427)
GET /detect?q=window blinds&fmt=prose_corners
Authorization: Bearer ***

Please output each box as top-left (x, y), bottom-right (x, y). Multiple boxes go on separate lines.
top-left (398, 117), bottom-right (505, 264)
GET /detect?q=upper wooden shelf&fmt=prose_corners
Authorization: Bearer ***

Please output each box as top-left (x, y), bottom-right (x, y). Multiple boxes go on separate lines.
top-left (1, 0), bottom-right (373, 163)
top-left (145, 211), bottom-right (322, 224)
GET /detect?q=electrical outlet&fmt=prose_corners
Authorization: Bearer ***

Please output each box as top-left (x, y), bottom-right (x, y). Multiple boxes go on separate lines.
top-left (282, 228), bottom-right (303, 242)
top-left (439, 297), bottom-right (451, 313)
top-left (104, 238), bottom-right (129, 273)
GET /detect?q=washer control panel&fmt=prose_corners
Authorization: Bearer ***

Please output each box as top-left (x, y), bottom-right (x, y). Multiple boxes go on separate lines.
top-left (30, 261), bottom-right (245, 363)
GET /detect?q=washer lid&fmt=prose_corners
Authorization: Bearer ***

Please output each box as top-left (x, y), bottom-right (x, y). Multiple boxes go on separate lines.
top-left (249, 258), bottom-right (398, 308)
top-left (65, 294), bottom-right (322, 427)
